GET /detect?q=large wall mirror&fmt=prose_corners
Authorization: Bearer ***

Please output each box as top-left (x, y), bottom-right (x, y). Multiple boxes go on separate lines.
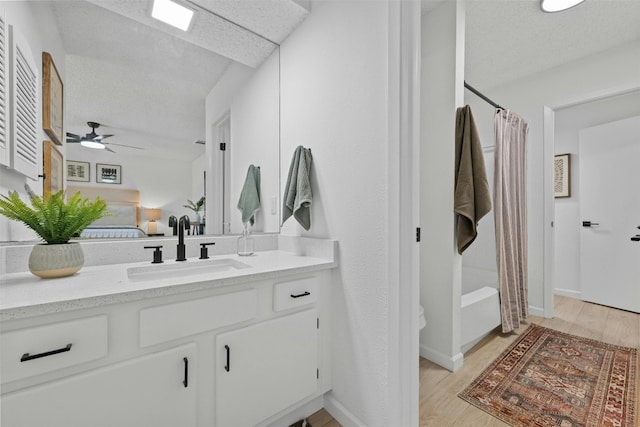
top-left (31, 0), bottom-right (309, 239)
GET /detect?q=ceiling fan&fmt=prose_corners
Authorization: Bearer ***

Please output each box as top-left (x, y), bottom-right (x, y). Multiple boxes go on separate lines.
top-left (66, 122), bottom-right (143, 153)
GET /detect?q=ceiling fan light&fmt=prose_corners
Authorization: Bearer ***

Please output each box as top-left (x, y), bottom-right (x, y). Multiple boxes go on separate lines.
top-left (541, 0), bottom-right (586, 13)
top-left (81, 140), bottom-right (106, 149)
top-left (151, 0), bottom-right (194, 31)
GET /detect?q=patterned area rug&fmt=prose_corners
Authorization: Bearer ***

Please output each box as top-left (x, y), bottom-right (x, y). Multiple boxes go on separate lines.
top-left (459, 324), bottom-right (637, 426)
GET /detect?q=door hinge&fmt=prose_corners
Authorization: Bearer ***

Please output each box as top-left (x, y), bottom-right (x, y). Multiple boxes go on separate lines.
top-left (219, 142), bottom-right (226, 151)
top-left (416, 227), bottom-right (421, 242)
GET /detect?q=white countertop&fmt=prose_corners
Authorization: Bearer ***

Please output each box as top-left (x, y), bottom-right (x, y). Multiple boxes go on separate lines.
top-left (0, 250), bottom-right (336, 321)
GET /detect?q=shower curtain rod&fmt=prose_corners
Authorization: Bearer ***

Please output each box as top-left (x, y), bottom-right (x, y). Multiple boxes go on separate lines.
top-left (464, 81), bottom-right (503, 110)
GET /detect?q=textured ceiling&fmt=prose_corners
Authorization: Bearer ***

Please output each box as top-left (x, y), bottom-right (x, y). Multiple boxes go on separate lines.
top-left (44, 0), bottom-right (309, 161)
top-left (461, 0), bottom-right (640, 90)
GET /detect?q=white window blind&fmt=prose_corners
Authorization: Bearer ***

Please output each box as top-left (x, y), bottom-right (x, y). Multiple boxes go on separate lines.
top-left (0, 11), bottom-right (8, 166)
top-left (9, 25), bottom-right (38, 179)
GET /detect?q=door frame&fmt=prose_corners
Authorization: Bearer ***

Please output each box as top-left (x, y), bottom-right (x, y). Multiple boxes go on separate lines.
top-left (542, 83), bottom-right (640, 317)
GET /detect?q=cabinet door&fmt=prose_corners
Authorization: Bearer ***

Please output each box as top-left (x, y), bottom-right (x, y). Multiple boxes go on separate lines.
top-left (1, 344), bottom-right (196, 427)
top-left (216, 309), bottom-right (318, 427)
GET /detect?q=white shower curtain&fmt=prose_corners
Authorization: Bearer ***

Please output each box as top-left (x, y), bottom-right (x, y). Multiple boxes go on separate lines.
top-left (494, 109), bottom-right (529, 333)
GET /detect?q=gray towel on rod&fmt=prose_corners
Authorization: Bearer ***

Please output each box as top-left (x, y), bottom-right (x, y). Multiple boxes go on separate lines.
top-left (282, 146), bottom-right (313, 230)
top-left (237, 164), bottom-right (261, 226)
top-left (454, 105), bottom-right (491, 254)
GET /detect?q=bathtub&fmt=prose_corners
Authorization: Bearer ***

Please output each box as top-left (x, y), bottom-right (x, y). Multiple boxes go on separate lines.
top-left (461, 267), bottom-right (501, 353)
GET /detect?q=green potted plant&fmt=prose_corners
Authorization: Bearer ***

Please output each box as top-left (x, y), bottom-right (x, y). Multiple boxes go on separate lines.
top-left (183, 196), bottom-right (205, 233)
top-left (0, 185), bottom-right (109, 278)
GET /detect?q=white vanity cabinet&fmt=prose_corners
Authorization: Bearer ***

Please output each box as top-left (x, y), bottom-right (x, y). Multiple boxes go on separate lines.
top-left (215, 308), bottom-right (319, 427)
top-left (1, 344), bottom-right (197, 427)
top-left (0, 267), bottom-right (332, 427)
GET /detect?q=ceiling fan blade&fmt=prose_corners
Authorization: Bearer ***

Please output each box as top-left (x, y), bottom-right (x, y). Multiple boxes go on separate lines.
top-left (106, 142), bottom-right (144, 150)
top-left (94, 134), bottom-right (114, 141)
top-left (66, 132), bottom-right (81, 139)
top-left (66, 139), bottom-right (81, 143)
top-left (105, 146), bottom-right (117, 153)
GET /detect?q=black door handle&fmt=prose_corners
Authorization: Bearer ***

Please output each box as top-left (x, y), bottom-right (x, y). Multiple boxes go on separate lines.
top-left (183, 357), bottom-right (189, 388)
top-left (582, 221), bottom-right (600, 227)
top-left (21, 344), bottom-right (72, 362)
top-left (290, 291), bottom-right (311, 298)
top-left (224, 345), bottom-right (230, 372)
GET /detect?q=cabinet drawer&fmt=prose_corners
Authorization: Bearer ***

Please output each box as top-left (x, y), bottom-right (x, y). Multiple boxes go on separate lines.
top-left (1, 316), bottom-right (108, 384)
top-left (140, 289), bottom-right (257, 347)
top-left (273, 277), bottom-right (318, 312)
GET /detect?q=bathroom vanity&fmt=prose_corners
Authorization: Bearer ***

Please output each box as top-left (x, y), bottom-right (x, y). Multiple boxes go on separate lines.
top-left (0, 238), bottom-right (336, 427)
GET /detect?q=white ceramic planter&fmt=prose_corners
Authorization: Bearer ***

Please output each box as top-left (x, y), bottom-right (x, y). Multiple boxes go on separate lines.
top-left (28, 243), bottom-right (85, 279)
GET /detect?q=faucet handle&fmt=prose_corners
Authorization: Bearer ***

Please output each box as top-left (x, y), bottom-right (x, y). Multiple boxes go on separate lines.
top-left (199, 242), bottom-right (216, 260)
top-left (144, 245), bottom-right (164, 264)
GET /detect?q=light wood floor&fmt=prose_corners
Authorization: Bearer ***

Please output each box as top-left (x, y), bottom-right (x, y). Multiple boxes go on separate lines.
top-left (308, 295), bottom-right (640, 427)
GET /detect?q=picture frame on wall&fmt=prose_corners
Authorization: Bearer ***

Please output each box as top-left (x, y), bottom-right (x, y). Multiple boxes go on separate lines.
top-left (42, 52), bottom-right (64, 146)
top-left (96, 163), bottom-right (121, 184)
top-left (67, 160), bottom-right (90, 182)
top-left (554, 153), bottom-right (571, 198)
top-left (43, 140), bottom-right (63, 198)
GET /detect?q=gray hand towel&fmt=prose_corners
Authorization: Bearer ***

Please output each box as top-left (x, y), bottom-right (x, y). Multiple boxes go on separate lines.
top-left (282, 146), bottom-right (313, 230)
top-left (237, 164), bottom-right (261, 226)
top-left (454, 105), bottom-right (491, 254)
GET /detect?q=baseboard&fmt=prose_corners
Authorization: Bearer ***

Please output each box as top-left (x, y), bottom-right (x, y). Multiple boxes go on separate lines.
top-left (528, 305), bottom-right (545, 317)
top-left (554, 288), bottom-right (581, 299)
top-left (324, 392), bottom-right (366, 427)
top-left (262, 396), bottom-right (324, 427)
top-left (419, 343), bottom-right (464, 372)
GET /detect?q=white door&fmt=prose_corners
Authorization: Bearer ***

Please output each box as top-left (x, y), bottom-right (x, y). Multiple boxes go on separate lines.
top-left (215, 309), bottom-right (318, 427)
top-left (580, 116), bottom-right (640, 313)
top-left (1, 344), bottom-right (197, 427)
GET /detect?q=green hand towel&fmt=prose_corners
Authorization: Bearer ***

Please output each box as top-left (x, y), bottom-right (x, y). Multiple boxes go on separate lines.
top-left (237, 164), bottom-right (261, 226)
top-left (282, 146), bottom-right (313, 230)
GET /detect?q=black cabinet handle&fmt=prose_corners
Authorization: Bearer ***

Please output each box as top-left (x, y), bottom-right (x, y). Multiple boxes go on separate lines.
top-left (631, 235), bottom-right (640, 242)
top-left (582, 221), bottom-right (600, 228)
top-left (183, 357), bottom-right (188, 388)
top-left (21, 343), bottom-right (72, 362)
top-left (290, 291), bottom-right (311, 299)
top-left (224, 345), bottom-right (230, 372)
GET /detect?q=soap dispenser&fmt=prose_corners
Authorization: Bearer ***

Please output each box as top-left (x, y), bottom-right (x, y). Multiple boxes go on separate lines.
top-left (237, 224), bottom-right (254, 256)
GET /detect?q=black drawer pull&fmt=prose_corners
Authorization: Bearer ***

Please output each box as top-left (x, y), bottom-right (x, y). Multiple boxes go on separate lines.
top-left (21, 343), bottom-right (72, 362)
top-left (183, 357), bottom-right (189, 388)
top-left (224, 345), bottom-right (230, 372)
top-left (290, 291), bottom-right (311, 299)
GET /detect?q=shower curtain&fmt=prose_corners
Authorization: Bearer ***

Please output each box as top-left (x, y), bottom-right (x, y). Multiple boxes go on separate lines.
top-left (494, 109), bottom-right (529, 333)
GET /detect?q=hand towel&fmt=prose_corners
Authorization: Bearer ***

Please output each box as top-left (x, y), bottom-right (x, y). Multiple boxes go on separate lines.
top-left (454, 105), bottom-right (491, 254)
top-left (237, 164), bottom-right (261, 226)
top-left (282, 146), bottom-right (313, 230)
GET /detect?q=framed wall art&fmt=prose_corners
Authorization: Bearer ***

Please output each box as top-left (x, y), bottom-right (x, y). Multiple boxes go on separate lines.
top-left (67, 160), bottom-right (90, 182)
top-left (554, 153), bottom-right (571, 198)
top-left (43, 140), bottom-right (63, 198)
top-left (42, 52), bottom-right (63, 146)
top-left (96, 163), bottom-right (121, 184)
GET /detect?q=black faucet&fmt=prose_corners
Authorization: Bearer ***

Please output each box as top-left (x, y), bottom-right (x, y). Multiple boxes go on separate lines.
top-left (168, 215), bottom-right (178, 236)
top-left (176, 215), bottom-right (190, 261)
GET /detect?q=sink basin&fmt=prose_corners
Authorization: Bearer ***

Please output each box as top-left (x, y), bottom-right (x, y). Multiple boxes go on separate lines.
top-left (127, 258), bottom-right (251, 281)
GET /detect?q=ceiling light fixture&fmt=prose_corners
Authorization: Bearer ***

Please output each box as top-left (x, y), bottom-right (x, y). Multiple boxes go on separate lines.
top-left (151, 0), bottom-right (194, 31)
top-left (80, 140), bottom-right (106, 149)
top-left (541, 0), bottom-right (586, 13)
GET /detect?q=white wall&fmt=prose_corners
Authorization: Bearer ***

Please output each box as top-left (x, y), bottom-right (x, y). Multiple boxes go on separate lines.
top-left (553, 91), bottom-right (640, 297)
top-left (204, 52), bottom-right (280, 235)
top-left (463, 39), bottom-right (640, 313)
top-left (280, 0), bottom-right (392, 424)
top-left (419, 1), bottom-right (465, 371)
top-left (0, 1), bottom-right (66, 241)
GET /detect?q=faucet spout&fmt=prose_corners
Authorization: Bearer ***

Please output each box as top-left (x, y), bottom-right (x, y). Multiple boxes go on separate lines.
top-left (177, 215), bottom-right (190, 261)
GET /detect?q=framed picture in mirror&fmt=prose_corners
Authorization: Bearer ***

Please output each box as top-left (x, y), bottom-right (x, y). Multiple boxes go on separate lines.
top-left (43, 140), bottom-right (63, 198)
top-left (67, 160), bottom-right (90, 182)
top-left (42, 52), bottom-right (63, 146)
top-left (96, 163), bottom-right (121, 184)
top-left (554, 153), bottom-right (571, 198)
